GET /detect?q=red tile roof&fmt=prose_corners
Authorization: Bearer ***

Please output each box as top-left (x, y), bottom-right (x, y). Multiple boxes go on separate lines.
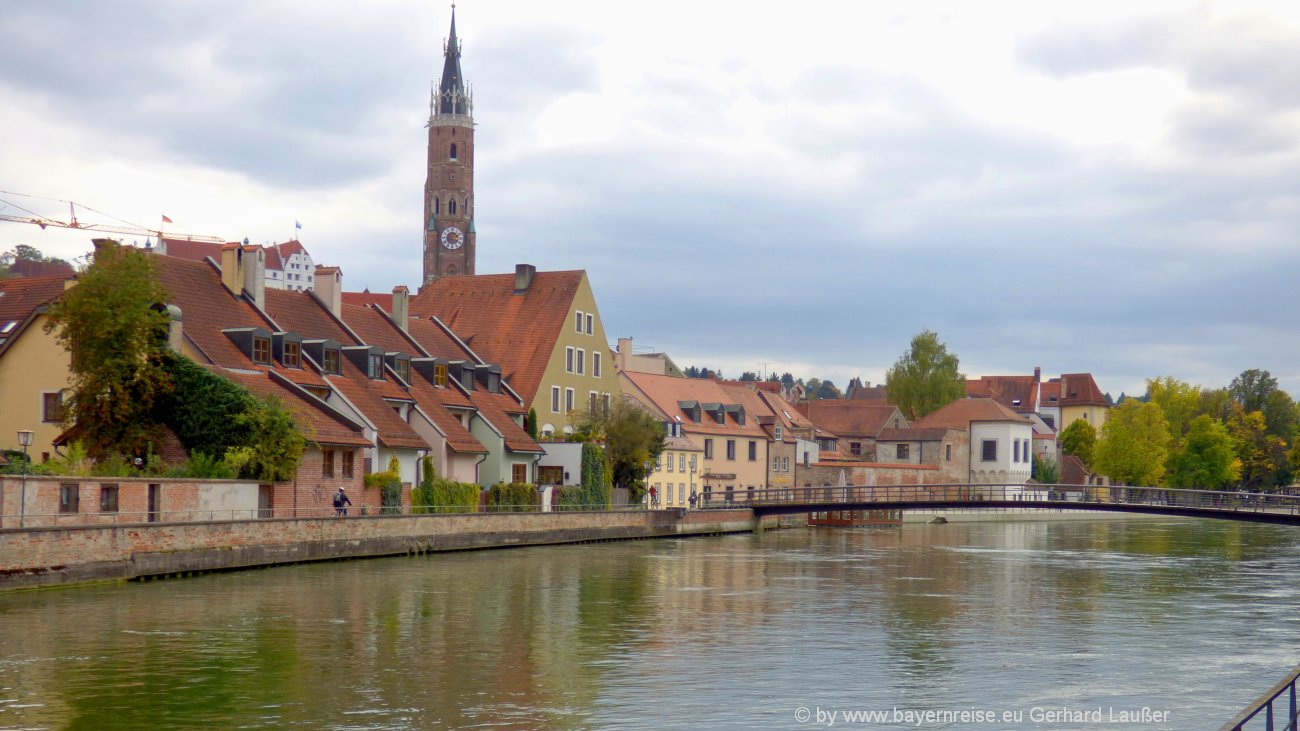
top-left (0, 274), bottom-right (68, 355)
top-left (160, 238), bottom-right (227, 263)
top-left (154, 256), bottom-right (272, 369)
top-left (220, 369), bottom-right (370, 447)
top-left (847, 384), bottom-right (889, 400)
top-left (342, 289), bottom-right (393, 311)
top-left (914, 398), bottom-right (1032, 430)
top-left (875, 427), bottom-right (954, 442)
top-left (264, 288), bottom-right (358, 346)
top-left (797, 401), bottom-right (907, 439)
top-left (325, 359), bottom-right (427, 450)
top-left (965, 375), bottom-right (1039, 413)
top-left (620, 371), bottom-right (769, 439)
top-left (406, 377), bottom-right (486, 454)
top-left (340, 303), bottom-right (421, 355)
top-left (405, 316), bottom-right (476, 361)
top-left (1058, 373), bottom-right (1107, 407)
top-left (1040, 380), bottom-right (1061, 406)
top-left (409, 270), bottom-right (587, 402)
top-left (1060, 454), bottom-right (1088, 485)
top-left (472, 390), bottom-right (543, 453)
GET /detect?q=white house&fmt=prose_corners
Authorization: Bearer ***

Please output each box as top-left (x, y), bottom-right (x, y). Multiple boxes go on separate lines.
top-left (915, 398), bottom-right (1034, 489)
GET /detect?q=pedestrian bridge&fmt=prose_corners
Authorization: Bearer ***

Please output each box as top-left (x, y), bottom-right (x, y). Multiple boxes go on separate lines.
top-left (698, 483), bottom-right (1300, 526)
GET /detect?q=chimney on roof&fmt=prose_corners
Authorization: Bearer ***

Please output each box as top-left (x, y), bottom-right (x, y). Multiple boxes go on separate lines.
top-left (243, 245), bottom-right (265, 311)
top-left (616, 336), bottom-right (632, 371)
top-left (314, 265), bottom-right (342, 317)
top-left (392, 285), bottom-right (409, 332)
top-left (164, 304), bottom-right (183, 353)
top-left (514, 263), bottom-right (536, 293)
top-left (1034, 366), bottom-right (1041, 383)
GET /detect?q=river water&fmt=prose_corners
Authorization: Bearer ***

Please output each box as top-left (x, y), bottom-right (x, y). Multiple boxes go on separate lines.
top-left (1, 518), bottom-right (1297, 730)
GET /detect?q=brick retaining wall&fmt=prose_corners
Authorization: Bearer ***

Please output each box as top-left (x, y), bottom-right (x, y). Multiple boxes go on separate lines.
top-left (0, 509), bottom-right (761, 591)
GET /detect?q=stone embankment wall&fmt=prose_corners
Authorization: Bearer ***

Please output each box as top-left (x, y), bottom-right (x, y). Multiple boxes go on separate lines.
top-left (0, 508), bottom-right (762, 591)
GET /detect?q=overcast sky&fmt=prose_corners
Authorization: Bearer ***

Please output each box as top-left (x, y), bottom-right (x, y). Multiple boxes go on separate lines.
top-left (3, 0), bottom-right (1299, 398)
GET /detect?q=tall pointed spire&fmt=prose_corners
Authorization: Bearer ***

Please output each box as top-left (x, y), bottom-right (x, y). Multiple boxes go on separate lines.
top-left (436, 5), bottom-right (470, 117)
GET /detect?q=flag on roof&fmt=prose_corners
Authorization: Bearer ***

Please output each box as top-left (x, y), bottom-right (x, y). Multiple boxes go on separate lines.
top-left (161, 214), bottom-right (173, 224)
top-left (295, 220), bottom-right (302, 230)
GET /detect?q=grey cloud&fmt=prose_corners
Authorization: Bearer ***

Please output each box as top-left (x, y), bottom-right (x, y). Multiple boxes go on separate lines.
top-left (1166, 101), bottom-right (1298, 157)
top-left (1015, 14), bottom-right (1178, 77)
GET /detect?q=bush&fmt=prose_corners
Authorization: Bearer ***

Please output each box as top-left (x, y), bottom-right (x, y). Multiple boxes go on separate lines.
top-left (364, 455), bottom-right (403, 514)
top-left (487, 482), bottom-right (538, 512)
top-left (557, 444), bottom-right (610, 511)
top-left (431, 479), bottom-right (482, 513)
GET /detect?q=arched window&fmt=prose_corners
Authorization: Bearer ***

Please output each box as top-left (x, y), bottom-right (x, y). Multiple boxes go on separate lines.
top-left (435, 197), bottom-right (441, 215)
top-left (450, 143), bottom-right (458, 161)
top-left (449, 199), bottom-right (457, 215)
top-left (445, 265), bottom-right (458, 276)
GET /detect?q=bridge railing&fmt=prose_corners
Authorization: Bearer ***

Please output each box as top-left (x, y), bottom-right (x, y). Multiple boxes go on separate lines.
top-left (697, 483), bottom-right (1300, 517)
top-left (1220, 664), bottom-right (1300, 731)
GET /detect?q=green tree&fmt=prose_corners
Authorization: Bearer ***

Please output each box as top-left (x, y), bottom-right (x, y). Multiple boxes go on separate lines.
top-left (739, 371), bottom-right (758, 382)
top-left (1166, 414), bottom-right (1240, 489)
top-left (1199, 388), bottom-right (1235, 423)
top-left (1262, 389), bottom-right (1299, 440)
top-left (575, 400), bottom-right (665, 502)
top-left (0, 244), bottom-right (73, 272)
top-left (814, 379), bottom-right (842, 400)
top-left (525, 408), bottom-right (539, 440)
top-left (1229, 369), bottom-right (1278, 413)
top-left (1228, 407), bottom-right (1288, 489)
top-left (780, 372), bottom-right (795, 389)
top-left (235, 396), bottom-right (306, 482)
top-left (45, 241), bottom-right (172, 457)
top-left (885, 330), bottom-right (965, 420)
top-left (1058, 419), bottom-right (1097, 469)
top-left (1032, 453), bottom-right (1060, 484)
top-left (1094, 400), bottom-right (1171, 486)
top-left (1145, 376), bottom-right (1202, 439)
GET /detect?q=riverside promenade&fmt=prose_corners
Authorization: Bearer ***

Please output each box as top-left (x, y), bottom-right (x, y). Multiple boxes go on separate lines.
top-left (0, 508), bottom-right (765, 591)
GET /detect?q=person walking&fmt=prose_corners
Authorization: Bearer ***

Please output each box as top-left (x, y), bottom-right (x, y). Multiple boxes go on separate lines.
top-left (649, 484), bottom-right (658, 508)
top-left (333, 487), bottom-right (352, 516)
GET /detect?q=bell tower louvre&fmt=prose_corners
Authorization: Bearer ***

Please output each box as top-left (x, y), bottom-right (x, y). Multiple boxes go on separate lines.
top-left (423, 6), bottom-right (475, 285)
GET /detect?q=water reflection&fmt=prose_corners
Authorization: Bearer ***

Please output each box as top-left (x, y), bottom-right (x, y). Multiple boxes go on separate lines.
top-left (0, 519), bottom-right (1297, 729)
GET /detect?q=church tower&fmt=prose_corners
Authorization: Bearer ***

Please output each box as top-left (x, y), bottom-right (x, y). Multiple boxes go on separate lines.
top-left (423, 8), bottom-right (475, 284)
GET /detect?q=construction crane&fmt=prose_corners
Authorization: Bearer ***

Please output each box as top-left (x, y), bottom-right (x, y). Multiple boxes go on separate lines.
top-left (0, 192), bottom-right (225, 244)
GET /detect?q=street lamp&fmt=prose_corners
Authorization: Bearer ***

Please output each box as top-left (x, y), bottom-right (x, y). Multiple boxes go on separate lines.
top-left (17, 430), bottom-right (34, 528)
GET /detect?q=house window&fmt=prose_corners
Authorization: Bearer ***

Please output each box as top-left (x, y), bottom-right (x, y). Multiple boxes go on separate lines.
top-left (602, 393), bottom-right (611, 417)
top-left (850, 442), bottom-right (861, 456)
top-left (782, 457), bottom-right (789, 472)
top-left (252, 336), bottom-right (271, 365)
top-left (704, 439), bottom-right (714, 459)
top-left (283, 341), bottom-right (301, 368)
top-left (726, 440), bottom-right (736, 460)
top-left (450, 142), bottom-right (458, 160)
top-left (342, 450), bottom-right (354, 479)
top-left (59, 483), bottom-right (79, 514)
top-left (593, 352), bottom-right (602, 377)
top-left (512, 463), bottom-right (527, 483)
top-left (667, 454), bottom-right (674, 472)
top-left (946, 444), bottom-right (952, 461)
top-left (435, 364), bottom-right (448, 387)
top-left (1013, 439), bottom-right (1021, 463)
top-left (565, 388), bottom-right (574, 413)
top-left (576, 348), bottom-right (585, 375)
top-left (774, 426), bottom-right (783, 441)
top-left (394, 359), bottom-right (411, 383)
top-left (589, 391), bottom-right (598, 414)
top-left (575, 311), bottom-right (583, 332)
top-left (99, 484), bottom-right (119, 513)
top-left (713, 411), bottom-right (725, 425)
top-left (679, 454), bottom-right (685, 472)
top-left (42, 391), bottom-right (65, 423)
top-left (566, 347), bottom-right (574, 373)
top-left (369, 353), bottom-right (384, 380)
top-left (748, 441), bottom-right (757, 461)
top-left (551, 386), bottom-right (561, 413)
top-left (982, 440), bottom-right (997, 462)
top-left (323, 348), bottom-right (342, 375)
top-left (897, 443), bottom-right (910, 460)
top-left (585, 313), bottom-right (593, 335)
top-left (322, 449), bottom-right (335, 478)
top-left (772, 456), bottom-right (780, 471)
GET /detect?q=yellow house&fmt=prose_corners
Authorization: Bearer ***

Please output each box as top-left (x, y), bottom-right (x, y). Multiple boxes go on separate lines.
top-left (0, 275), bottom-right (74, 461)
top-left (1053, 373), bottom-right (1109, 432)
top-left (621, 371), bottom-right (771, 503)
top-left (409, 264), bottom-right (620, 436)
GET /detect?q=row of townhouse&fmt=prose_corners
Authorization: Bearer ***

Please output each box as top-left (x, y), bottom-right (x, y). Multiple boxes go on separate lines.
top-left (0, 240), bottom-right (548, 516)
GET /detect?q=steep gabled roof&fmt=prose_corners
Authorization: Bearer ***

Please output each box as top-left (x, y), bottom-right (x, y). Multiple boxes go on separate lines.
top-left (0, 274), bottom-right (68, 355)
top-left (914, 398), bottom-right (1032, 430)
top-left (264, 288), bottom-right (358, 346)
top-left (1058, 373), bottom-right (1107, 407)
top-left (154, 256), bottom-right (273, 369)
top-left (797, 401), bottom-right (906, 439)
top-left (409, 270), bottom-right (587, 402)
top-left (220, 369), bottom-right (370, 447)
top-left (875, 427), bottom-right (954, 443)
top-left (342, 289), bottom-right (394, 311)
top-left (7, 259), bottom-right (75, 278)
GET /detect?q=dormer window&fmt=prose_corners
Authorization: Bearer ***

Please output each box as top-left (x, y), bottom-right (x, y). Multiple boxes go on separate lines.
top-left (283, 341), bottom-right (301, 368)
top-left (251, 337), bottom-right (271, 364)
top-left (435, 364), bottom-right (448, 387)
top-left (323, 348), bottom-right (341, 375)
top-left (395, 359), bottom-right (410, 383)
top-left (368, 353), bottom-right (384, 380)
top-left (775, 426), bottom-right (783, 441)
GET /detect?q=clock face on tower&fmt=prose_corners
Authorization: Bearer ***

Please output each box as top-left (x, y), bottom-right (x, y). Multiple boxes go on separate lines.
top-left (440, 226), bottom-right (464, 250)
